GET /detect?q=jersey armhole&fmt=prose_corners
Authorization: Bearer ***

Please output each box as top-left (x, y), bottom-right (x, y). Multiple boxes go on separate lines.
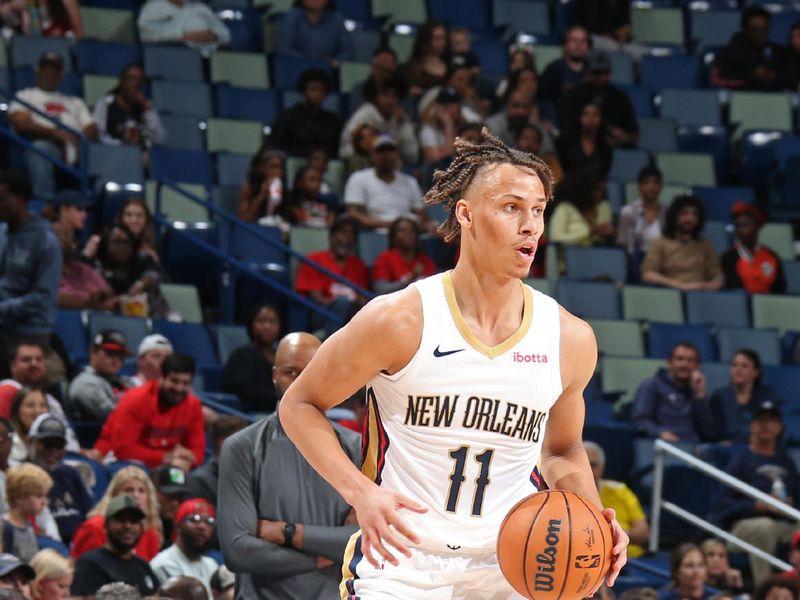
top-left (378, 283), bottom-right (425, 383)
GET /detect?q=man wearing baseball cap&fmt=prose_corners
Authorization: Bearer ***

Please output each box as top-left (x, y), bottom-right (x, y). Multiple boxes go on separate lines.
top-left (69, 329), bottom-right (133, 420)
top-left (151, 498), bottom-right (219, 596)
top-left (130, 334), bottom-right (173, 388)
top-left (72, 495), bottom-right (158, 597)
top-left (0, 553), bottom-right (35, 596)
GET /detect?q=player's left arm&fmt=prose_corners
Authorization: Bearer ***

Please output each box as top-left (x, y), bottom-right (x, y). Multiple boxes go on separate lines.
top-left (540, 307), bottom-right (629, 586)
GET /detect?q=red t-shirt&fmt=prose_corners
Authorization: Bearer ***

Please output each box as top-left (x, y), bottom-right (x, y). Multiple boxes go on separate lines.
top-left (736, 246), bottom-right (782, 294)
top-left (295, 250), bottom-right (369, 301)
top-left (71, 515), bottom-right (160, 560)
top-left (0, 383), bottom-right (18, 418)
top-left (372, 249), bottom-right (437, 283)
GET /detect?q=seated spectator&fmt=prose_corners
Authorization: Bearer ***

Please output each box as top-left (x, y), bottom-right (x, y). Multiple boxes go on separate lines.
top-left (237, 149), bottom-right (285, 224)
top-left (151, 499), bottom-right (218, 594)
top-left (708, 349), bottom-right (779, 443)
top-left (711, 402), bottom-right (798, 586)
top-left (187, 416), bottom-right (246, 506)
top-left (540, 25), bottom-right (591, 102)
top-left (548, 168), bottom-right (614, 247)
top-left (419, 87), bottom-right (464, 165)
top-left (71, 466), bottom-right (162, 561)
top-left (448, 27), bottom-right (480, 75)
top-left (701, 538), bottom-right (744, 594)
top-left (113, 198), bottom-right (160, 265)
top-left (659, 544), bottom-right (713, 600)
top-left (210, 566), bottom-right (234, 600)
top-left (344, 124), bottom-right (377, 177)
top-left (617, 166), bottom-right (666, 256)
top-left (495, 45), bottom-right (534, 100)
top-left (268, 68), bottom-right (342, 158)
top-left (8, 387), bottom-right (48, 464)
top-left (712, 6), bottom-right (785, 91)
top-left (632, 342), bottom-right (715, 443)
top-left (27, 415), bottom-right (91, 544)
top-left (756, 579), bottom-right (799, 600)
top-left (641, 194), bottom-right (723, 291)
top-left (418, 61), bottom-right (485, 123)
top-left (130, 334), bottom-right (172, 388)
top-left (8, 54), bottom-right (98, 199)
top-left (295, 216), bottom-right (368, 336)
top-left (95, 225), bottom-right (169, 319)
top-left (722, 202), bottom-right (786, 294)
top-left (306, 146), bottom-right (335, 195)
top-left (0, 171), bottom-right (62, 352)
top-left (492, 71), bottom-right (555, 148)
top-left (3, 463), bottom-right (53, 561)
top-left (279, 166), bottom-right (335, 229)
top-left (276, 0), bottom-right (352, 65)
top-left (71, 496), bottom-right (159, 597)
top-left (93, 64), bottom-right (167, 158)
top-left (42, 189), bottom-right (94, 255)
top-left (558, 50), bottom-right (638, 148)
top-left (340, 76), bottom-right (419, 165)
top-left (347, 46), bottom-right (399, 116)
top-left (69, 330), bottom-right (132, 420)
top-left (0, 554), bottom-right (35, 597)
top-left (29, 548), bottom-right (73, 600)
top-left (344, 134), bottom-right (428, 231)
top-left (0, 417), bottom-right (12, 514)
top-left (137, 0), bottom-right (230, 55)
top-left (372, 217), bottom-right (437, 294)
top-left (556, 101), bottom-right (612, 176)
top-left (514, 123), bottom-right (564, 182)
top-left (584, 441), bottom-right (649, 558)
top-left (221, 304), bottom-right (281, 413)
top-left (105, 354), bottom-right (204, 471)
top-left (403, 20), bottom-right (448, 97)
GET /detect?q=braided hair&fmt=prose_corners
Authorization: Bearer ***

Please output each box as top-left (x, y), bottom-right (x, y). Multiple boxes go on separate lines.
top-left (424, 127), bottom-right (554, 242)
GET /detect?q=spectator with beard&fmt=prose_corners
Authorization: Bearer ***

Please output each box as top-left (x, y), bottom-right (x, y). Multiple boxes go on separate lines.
top-left (540, 25), bottom-right (591, 102)
top-left (72, 496), bottom-right (159, 596)
top-left (68, 330), bottom-right (133, 420)
top-left (27, 415), bottom-right (92, 545)
top-left (130, 335), bottom-right (172, 388)
top-left (218, 333), bottom-right (360, 599)
top-left (151, 499), bottom-right (218, 595)
top-left (487, 87), bottom-right (555, 154)
top-left (187, 416), bottom-right (247, 506)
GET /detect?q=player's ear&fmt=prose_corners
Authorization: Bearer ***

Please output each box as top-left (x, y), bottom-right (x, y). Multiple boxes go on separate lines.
top-left (454, 199), bottom-right (471, 228)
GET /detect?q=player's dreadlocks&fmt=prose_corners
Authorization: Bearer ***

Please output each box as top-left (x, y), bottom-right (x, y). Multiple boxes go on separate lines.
top-left (424, 127), bottom-right (554, 242)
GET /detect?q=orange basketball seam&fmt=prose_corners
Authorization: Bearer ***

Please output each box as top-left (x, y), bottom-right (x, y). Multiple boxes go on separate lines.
top-left (573, 493), bottom-right (610, 597)
top-left (556, 490), bottom-right (571, 600)
top-left (522, 492), bottom-right (551, 600)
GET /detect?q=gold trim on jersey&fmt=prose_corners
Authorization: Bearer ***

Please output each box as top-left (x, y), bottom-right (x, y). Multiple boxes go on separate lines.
top-left (442, 271), bottom-right (533, 359)
top-left (361, 395), bottom-right (379, 482)
top-left (340, 530), bottom-right (362, 599)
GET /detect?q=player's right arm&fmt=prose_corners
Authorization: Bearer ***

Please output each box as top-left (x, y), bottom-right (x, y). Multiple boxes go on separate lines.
top-left (279, 288), bottom-right (428, 567)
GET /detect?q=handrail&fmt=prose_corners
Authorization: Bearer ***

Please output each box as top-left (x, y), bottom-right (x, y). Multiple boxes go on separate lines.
top-left (649, 439), bottom-right (797, 570)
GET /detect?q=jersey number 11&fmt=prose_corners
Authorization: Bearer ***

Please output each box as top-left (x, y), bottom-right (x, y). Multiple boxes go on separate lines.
top-left (445, 445), bottom-right (494, 517)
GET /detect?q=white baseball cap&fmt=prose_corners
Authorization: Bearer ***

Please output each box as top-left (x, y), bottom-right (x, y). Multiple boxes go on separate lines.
top-left (137, 334), bottom-right (173, 357)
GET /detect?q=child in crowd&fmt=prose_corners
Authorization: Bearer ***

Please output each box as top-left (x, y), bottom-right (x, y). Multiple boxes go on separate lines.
top-left (3, 463), bottom-right (53, 562)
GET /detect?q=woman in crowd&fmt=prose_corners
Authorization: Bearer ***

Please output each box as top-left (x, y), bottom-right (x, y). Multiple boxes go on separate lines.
top-left (496, 45), bottom-right (535, 99)
top-left (707, 349), bottom-right (779, 443)
top-left (56, 226), bottom-right (117, 311)
top-left (344, 124), bottom-right (377, 176)
top-left (616, 165), bottom-right (666, 257)
top-left (701, 539), bottom-right (744, 594)
top-left (113, 197), bottom-right (159, 263)
top-left (404, 20), bottom-right (449, 96)
top-left (548, 168), bottom-right (614, 247)
top-left (279, 166), bottom-right (336, 229)
top-left (222, 303), bottom-right (282, 413)
top-left (42, 190), bottom-right (97, 258)
top-left (238, 149), bottom-right (286, 224)
top-left (419, 86), bottom-right (464, 164)
top-left (9, 386), bottom-right (49, 464)
top-left (372, 217), bottom-right (437, 294)
top-left (71, 466), bottom-right (162, 560)
top-left (660, 543), bottom-right (714, 600)
top-left (556, 101), bottom-right (612, 176)
top-left (30, 548), bottom-right (73, 599)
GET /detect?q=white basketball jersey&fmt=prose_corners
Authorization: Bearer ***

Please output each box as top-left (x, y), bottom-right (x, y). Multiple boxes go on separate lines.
top-left (363, 271), bottom-right (563, 554)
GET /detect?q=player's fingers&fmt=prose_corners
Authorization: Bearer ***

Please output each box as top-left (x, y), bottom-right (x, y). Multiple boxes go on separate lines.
top-left (387, 512), bottom-right (421, 545)
top-left (395, 493), bottom-right (428, 514)
top-left (606, 551), bottom-right (628, 587)
top-left (370, 532), bottom-right (400, 567)
top-left (380, 526), bottom-right (413, 559)
top-left (360, 531), bottom-right (379, 569)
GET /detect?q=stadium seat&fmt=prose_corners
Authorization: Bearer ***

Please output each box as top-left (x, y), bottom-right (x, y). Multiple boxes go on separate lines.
top-left (584, 422), bottom-right (635, 482)
top-left (210, 51), bottom-right (270, 89)
top-left (75, 40), bottom-right (140, 76)
top-left (228, 224), bottom-right (286, 269)
top-left (608, 51), bottom-right (635, 86)
top-left (631, 8), bottom-right (685, 45)
top-left (88, 313), bottom-right (149, 355)
top-left (738, 130), bottom-right (787, 187)
top-left (685, 290), bottom-right (750, 328)
top-left (617, 85), bottom-right (655, 118)
top-left (717, 327), bottom-right (781, 366)
top-left (216, 153), bottom-right (251, 187)
top-left (88, 143), bottom-right (144, 191)
top-left (609, 148), bottom-right (650, 183)
top-left (206, 119), bottom-right (264, 155)
top-left (768, 10), bottom-right (800, 45)
top-left (532, 45), bottom-right (562, 72)
top-left (217, 8), bottom-right (262, 52)
top-left (676, 126), bottom-right (729, 184)
top-left (350, 31), bottom-right (381, 63)
top-left (212, 186), bottom-right (239, 215)
top-left (153, 321), bottom-right (218, 368)
top-left (470, 39), bottom-right (509, 74)
top-left (80, 7), bottom-right (136, 42)
top-left (289, 226), bottom-right (329, 280)
top-left (215, 324), bottom-right (249, 364)
top-left (622, 285), bottom-right (684, 324)
top-left (623, 182), bottom-right (687, 207)
top-left (783, 260), bottom-right (800, 294)
top-left (371, 0), bottom-right (427, 25)
top-left (146, 181), bottom-right (210, 223)
top-left (557, 281), bottom-right (622, 320)
top-left (691, 186), bottom-right (753, 222)
top-left (689, 10), bottom-right (741, 50)
top-left (656, 152), bottom-right (716, 187)
top-left (641, 55), bottom-right (701, 90)
top-left (151, 80), bottom-right (212, 119)
top-left (702, 362), bottom-right (733, 397)
top-left (428, 0), bottom-right (491, 33)
top-left (564, 246), bottom-right (627, 284)
top-left (601, 356), bottom-right (662, 404)
top-left (143, 45), bottom-right (203, 81)
top-left (729, 92), bottom-right (793, 138)
top-left (647, 322), bottom-right (717, 362)
top-left (282, 90), bottom-right (341, 114)
top-left (387, 33), bottom-right (415, 62)
top-left (149, 147), bottom-right (214, 187)
top-left (12, 67), bottom-right (80, 96)
top-left (659, 89), bottom-right (722, 127)
top-left (587, 319), bottom-right (645, 358)
top-left (271, 55), bottom-right (332, 91)
top-left (759, 223), bottom-right (795, 260)
top-left (160, 283), bottom-right (203, 323)
top-left (340, 61), bottom-right (371, 94)
top-left (774, 156), bottom-right (800, 219)
top-left (82, 74), bottom-right (117, 107)
top-left (11, 36), bottom-right (73, 71)
top-left (761, 365), bottom-right (800, 403)
top-left (215, 85), bottom-right (281, 124)
top-left (523, 278), bottom-right (553, 296)
top-left (704, 220), bottom-right (730, 255)
top-left (157, 115), bottom-right (205, 151)
top-left (638, 118), bottom-right (678, 154)
top-left (493, 0), bottom-right (549, 36)
top-left (752, 295), bottom-right (800, 334)
top-left (358, 231), bottom-right (389, 267)
top-left (54, 310), bottom-right (88, 364)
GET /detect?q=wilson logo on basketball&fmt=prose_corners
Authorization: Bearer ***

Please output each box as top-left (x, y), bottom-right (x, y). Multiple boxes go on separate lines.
top-left (534, 519), bottom-right (561, 592)
top-left (512, 352), bottom-right (549, 363)
top-left (574, 554), bottom-right (601, 569)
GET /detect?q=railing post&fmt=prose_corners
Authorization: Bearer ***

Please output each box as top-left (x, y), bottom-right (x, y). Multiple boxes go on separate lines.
top-left (649, 440), bottom-right (664, 553)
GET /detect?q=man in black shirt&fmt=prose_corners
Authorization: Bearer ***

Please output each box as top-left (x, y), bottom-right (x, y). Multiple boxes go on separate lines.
top-left (71, 495), bottom-right (158, 597)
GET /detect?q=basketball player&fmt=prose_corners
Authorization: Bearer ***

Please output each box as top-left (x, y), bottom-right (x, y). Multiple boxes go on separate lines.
top-left (280, 129), bottom-right (629, 599)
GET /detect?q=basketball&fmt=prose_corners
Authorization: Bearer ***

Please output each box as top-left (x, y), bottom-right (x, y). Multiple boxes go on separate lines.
top-left (497, 490), bottom-right (612, 600)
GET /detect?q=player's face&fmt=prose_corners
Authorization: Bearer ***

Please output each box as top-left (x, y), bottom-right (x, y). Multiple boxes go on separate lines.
top-left (677, 549), bottom-right (706, 589)
top-left (458, 163), bottom-right (547, 279)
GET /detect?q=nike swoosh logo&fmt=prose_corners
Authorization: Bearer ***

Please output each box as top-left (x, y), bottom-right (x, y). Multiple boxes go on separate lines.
top-left (433, 345), bottom-right (465, 357)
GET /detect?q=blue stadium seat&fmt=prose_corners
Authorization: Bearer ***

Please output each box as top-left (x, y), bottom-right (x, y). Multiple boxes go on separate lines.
top-left (351, 30), bottom-right (382, 63)
top-left (228, 224), bottom-right (287, 269)
top-left (609, 148), bottom-right (650, 183)
top-left (648, 322), bottom-right (717, 362)
top-left (149, 148), bottom-right (214, 187)
top-left (640, 55), bottom-right (702, 90)
top-left (215, 85), bottom-right (281, 124)
top-left (738, 130), bottom-right (787, 187)
top-left (689, 10), bottom-right (740, 50)
top-left (557, 281), bottom-right (622, 320)
top-left (217, 8), bottom-right (263, 52)
top-left (216, 153), bottom-right (251, 187)
top-left (87, 313), bottom-right (150, 355)
top-left (685, 290), bottom-right (750, 328)
top-left (429, 0), bottom-right (492, 34)
top-left (609, 51), bottom-right (635, 86)
top-left (584, 423), bottom-right (634, 482)
top-left (215, 324), bottom-right (249, 364)
top-left (691, 185), bottom-right (753, 222)
top-left (493, 0), bottom-right (550, 36)
top-left (282, 90), bottom-right (341, 114)
top-left (761, 365), bottom-right (800, 403)
top-left (271, 54), bottom-right (333, 91)
top-left (157, 115), bottom-right (205, 151)
top-left (75, 40), bottom-right (140, 76)
top-left (676, 126), bottom-right (730, 184)
top-left (143, 45), bottom-right (204, 82)
top-left (768, 10), bottom-right (800, 45)
top-left (11, 36), bottom-right (73, 71)
top-left (774, 155), bottom-right (800, 218)
top-left (618, 85), bottom-right (655, 118)
top-left (152, 321), bottom-right (219, 368)
top-left (54, 310), bottom-right (88, 364)
top-left (783, 260), bottom-right (800, 295)
top-left (152, 80), bottom-right (212, 119)
top-left (470, 39), bottom-right (509, 75)
top-left (88, 143), bottom-right (144, 191)
top-left (358, 231), bottom-right (388, 267)
top-left (704, 220), bottom-right (730, 254)
top-left (638, 117), bottom-right (678, 154)
top-left (717, 327), bottom-right (781, 366)
top-left (564, 246), bottom-right (627, 284)
top-left (659, 89), bottom-right (721, 127)
top-left (336, 0), bottom-right (372, 22)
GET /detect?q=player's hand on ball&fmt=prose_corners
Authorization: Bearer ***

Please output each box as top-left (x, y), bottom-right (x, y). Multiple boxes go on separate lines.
top-left (354, 485), bottom-right (427, 568)
top-left (601, 508), bottom-right (629, 587)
